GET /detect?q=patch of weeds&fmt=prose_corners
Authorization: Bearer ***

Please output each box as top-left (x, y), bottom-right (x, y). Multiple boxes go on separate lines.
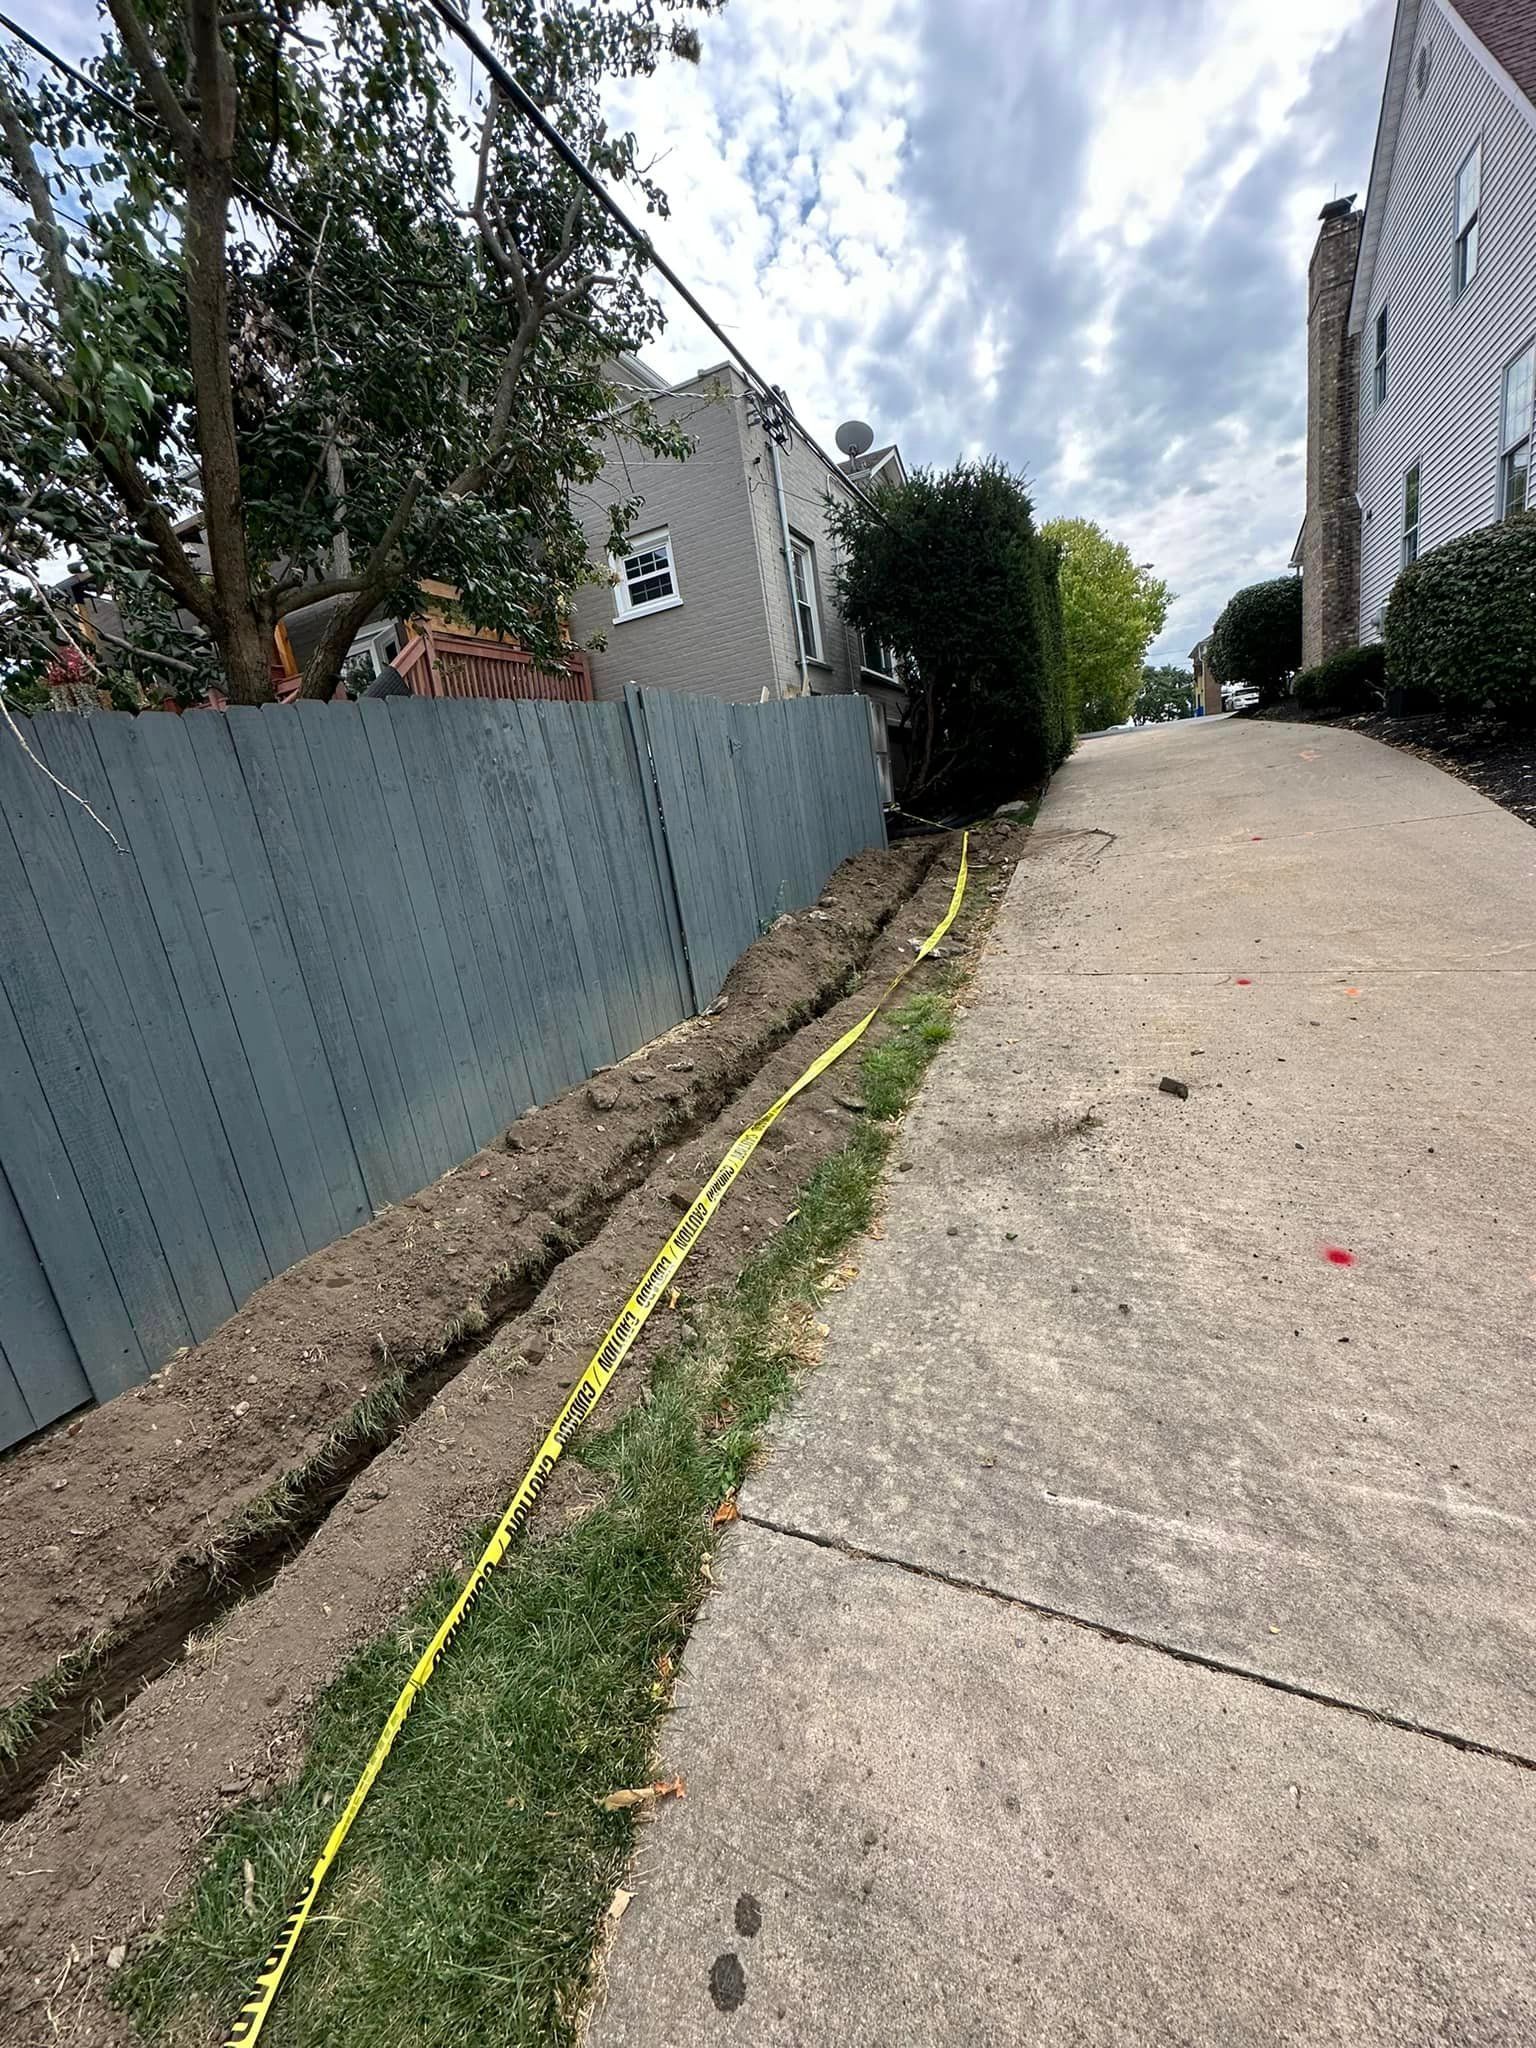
top-left (114, 989), bottom-right (963, 2048)
top-left (0, 1640), bottom-right (106, 1770)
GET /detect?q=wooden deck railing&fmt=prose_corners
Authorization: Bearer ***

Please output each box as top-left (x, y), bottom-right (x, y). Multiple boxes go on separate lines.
top-left (401, 629), bottom-right (592, 702)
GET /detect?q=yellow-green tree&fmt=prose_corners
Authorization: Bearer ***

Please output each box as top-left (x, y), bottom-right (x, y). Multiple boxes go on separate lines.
top-left (1042, 518), bottom-right (1171, 730)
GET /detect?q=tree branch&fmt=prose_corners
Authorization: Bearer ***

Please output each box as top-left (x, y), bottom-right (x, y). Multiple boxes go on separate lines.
top-left (0, 340), bottom-right (216, 624)
top-left (101, 0), bottom-right (200, 157)
top-left (0, 79), bottom-right (74, 313)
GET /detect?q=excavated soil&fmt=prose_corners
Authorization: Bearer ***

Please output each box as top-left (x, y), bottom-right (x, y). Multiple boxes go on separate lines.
top-left (0, 827), bottom-right (1019, 2048)
top-left (0, 840), bottom-right (933, 1729)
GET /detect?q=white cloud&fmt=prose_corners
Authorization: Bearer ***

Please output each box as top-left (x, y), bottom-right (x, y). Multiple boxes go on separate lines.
top-left (608, 0), bottom-right (1395, 660)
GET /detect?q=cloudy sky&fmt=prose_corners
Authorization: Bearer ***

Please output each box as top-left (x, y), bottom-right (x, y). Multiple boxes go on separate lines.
top-left (17, 0), bottom-right (1396, 664)
top-left (607, 0), bottom-right (1396, 662)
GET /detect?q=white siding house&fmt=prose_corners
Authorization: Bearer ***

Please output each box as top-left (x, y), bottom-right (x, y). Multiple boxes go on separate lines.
top-left (1349, 0), bottom-right (1536, 638)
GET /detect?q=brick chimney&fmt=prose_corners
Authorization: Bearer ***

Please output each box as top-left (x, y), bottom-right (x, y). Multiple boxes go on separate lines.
top-left (1301, 198), bottom-right (1363, 668)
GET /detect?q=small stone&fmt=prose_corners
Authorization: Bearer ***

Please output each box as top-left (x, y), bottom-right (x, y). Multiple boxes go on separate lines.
top-left (106, 1945), bottom-right (127, 1972)
top-left (1158, 1076), bottom-right (1190, 1100)
top-left (587, 1083), bottom-right (619, 1114)
top-left (1118, 1303), bottom-right (1131, 1315)
top-left (946, 1225), bottom-right (959, 1237)
top-left (51, 1478), bottom-right (68, 1493)
top-left (898, 1160), bottom-right (914, 1172)
top-left (232, 1400), bottom-right (249, 1419)
top-left (521, 1338), bottom-right (550, 1367)
top-left (667, 1185), bottom-right (693, 1213)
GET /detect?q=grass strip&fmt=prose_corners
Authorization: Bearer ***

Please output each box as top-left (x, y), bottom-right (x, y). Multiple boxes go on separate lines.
top-left (116, 985), bottom-right (960, 2048)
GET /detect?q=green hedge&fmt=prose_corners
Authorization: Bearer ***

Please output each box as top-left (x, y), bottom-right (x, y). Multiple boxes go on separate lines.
top-left (1208, 575), bottom-right (1303, 706)
top-left (1294, 640), bottom-right (1384, 712)
top-left (1383, 514), bottom-right (1536, 723)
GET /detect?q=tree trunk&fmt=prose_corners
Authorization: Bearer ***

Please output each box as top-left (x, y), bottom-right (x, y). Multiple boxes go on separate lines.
top-left (183, 169), bottom-right (274, 705)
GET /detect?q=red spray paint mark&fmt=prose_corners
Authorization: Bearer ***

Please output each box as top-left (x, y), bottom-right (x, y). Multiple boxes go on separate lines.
top-left (1235, 977), bottom-right (1253, 986)
top-left (1251, 835), bottom-right (1263, 842)
top-left (1320, 1245), bottom-right (1356, 1267)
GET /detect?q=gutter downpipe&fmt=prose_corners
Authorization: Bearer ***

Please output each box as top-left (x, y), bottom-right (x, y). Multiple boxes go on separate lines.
top-left (769, 435), bottom-right (810, 699)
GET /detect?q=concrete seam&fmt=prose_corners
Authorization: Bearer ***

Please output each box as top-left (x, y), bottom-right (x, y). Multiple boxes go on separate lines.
top-left (738, 1510), bottom-right (1536, 1777)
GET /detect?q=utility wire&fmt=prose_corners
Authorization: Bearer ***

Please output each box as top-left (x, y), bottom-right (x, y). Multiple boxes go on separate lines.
top-left (0, 7), bottom-right (306, 238)
top-left (2, 2), bottom-right (887, 522)
top-left (420, 0), bottom-right (882, 518)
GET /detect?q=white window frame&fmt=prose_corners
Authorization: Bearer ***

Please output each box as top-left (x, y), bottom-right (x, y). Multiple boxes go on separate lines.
top-left (347, 619), bottom-right (404, 675)
top-left (789, 533), bottom-right (823, 662)
top-left (1499, 342), bottom-right (1533, 522)
top-left (1401, 460), bottom-right (1421, 568)
top-left (860, 630), bottom-right (895, 680)
top-left (611, 526), bottom-right (682, 621)
top-left (1454, 138), bottom-right (1481, 297)
top-left (1374, 305), bottom-right (1389, 409)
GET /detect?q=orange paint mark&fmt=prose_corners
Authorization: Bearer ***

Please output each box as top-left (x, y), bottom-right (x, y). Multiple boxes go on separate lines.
top-left (1344, 986), bottom-right (1362, 998)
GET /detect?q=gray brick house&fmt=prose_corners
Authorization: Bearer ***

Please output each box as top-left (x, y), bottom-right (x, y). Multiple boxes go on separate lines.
top-left (569, 358), bottom-right (907, 798)
top-left (1300, 0), bottom-right (1536, 666)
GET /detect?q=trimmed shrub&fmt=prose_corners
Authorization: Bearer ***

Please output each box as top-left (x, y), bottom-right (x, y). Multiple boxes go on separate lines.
top-left (1383, 514), bottom-right (1536, 724)
top-left (1208, 575), bottom-right (1303, 706)
top-left (1294, 640), bottom-right (1385, 712)
top-left (828, 458), bottom-right (1071, 805)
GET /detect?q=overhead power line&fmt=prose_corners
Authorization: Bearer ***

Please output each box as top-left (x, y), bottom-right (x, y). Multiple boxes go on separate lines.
top-left (420, 0), bottom-right (879, 515)
top-left (1, 3), bottom-right (880, 518)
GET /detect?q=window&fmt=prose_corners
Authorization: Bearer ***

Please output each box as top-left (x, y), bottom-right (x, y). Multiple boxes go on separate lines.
top-left (1402, 462), bottom-right (1420, 567)
top-left (1374, 306), bottom-right (1389, 408)
top-left (613, 528), bottom-right (680, 619)
top-left (860, 631), bottom-right (894, 679)
top-left (1501, 345), bottom-right (1533, 520)
top-left (789, 535), bottom-right (822, 661)
top-left (1454, 140), bottom-right (1480, 295)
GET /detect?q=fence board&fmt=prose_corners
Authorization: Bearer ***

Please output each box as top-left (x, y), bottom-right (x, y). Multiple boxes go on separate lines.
top-left (0, 1155), bottom-right (92, 1429)
top-left (583, 703), bottom-right (689, 1040)
top-left (0, 692), bottom-right (883, 1448)
top-left (18, 725), bottom-right (234, 1342)
top-left (462, 699), bottom-right (577, 1103)
top-left (359, 703), bottom-right (493, 1152)
top-left (506, 702), bottom-right (621, 1078)
top-left (40, 719), bottom-right (270, 1315)
top-left (90, 716), bottom-right (305, 1278)
top-left (285, 703), bottom-right (457, 1190)
top-left (394, 700), bottom-right (532, 1123)
top-left (228, 709), bottom-right (405, 1213)
top-left (0, 752), bottom-right (184, 1387)
top-left (173, 713), bottom-right (363, 1243)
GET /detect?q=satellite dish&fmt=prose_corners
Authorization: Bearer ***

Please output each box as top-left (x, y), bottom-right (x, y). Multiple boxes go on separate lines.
top-left (835, 419), bottom-right (875, 459)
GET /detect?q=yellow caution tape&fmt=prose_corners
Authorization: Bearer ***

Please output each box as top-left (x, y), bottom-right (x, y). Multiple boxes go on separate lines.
top-left (224, 835), bottom-right (968, 2045)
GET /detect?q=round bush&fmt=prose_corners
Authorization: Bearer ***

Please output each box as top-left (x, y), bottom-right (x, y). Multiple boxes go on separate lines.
top-left (1209, 576), bottom-right (1303, 706)
top-left (1383, 514), bottom-right (1536, 724)
top-left (1294, 640), bottom-right (1385, 712)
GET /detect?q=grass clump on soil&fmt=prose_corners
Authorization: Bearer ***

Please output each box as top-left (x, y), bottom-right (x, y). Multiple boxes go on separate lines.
top-left (115, 982), bottom-right (963, 2048)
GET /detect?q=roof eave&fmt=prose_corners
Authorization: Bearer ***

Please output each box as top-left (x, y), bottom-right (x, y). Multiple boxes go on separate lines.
top-left (1349, 0), bottom-right (1423, 336)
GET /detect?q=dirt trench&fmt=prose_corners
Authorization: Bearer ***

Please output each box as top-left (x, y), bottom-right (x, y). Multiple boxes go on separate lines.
top-left (0, 829), bottom-right (1014, 2048)
top-left (0, 838), bottom-right (935, 1745)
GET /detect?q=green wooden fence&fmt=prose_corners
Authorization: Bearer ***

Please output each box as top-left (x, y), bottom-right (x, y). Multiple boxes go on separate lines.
top-left (0, 689), bottom-right (885, 1448)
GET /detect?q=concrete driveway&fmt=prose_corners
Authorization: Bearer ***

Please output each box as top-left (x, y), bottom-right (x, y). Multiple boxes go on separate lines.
top-left (590, 717), bottom-right (1536, 2046)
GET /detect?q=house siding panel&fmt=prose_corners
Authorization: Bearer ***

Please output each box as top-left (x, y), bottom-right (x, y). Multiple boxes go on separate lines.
top-left (571, 366), bottom-right (874, 708)
top-left (570, 372), bottom-right (780, 706)
top-left (1357, 0), bottom-right (1536, 636)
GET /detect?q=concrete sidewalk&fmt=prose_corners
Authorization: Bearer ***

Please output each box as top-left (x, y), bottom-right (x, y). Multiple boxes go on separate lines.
top-left (591, 718), bottom-right (1536, 2046)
